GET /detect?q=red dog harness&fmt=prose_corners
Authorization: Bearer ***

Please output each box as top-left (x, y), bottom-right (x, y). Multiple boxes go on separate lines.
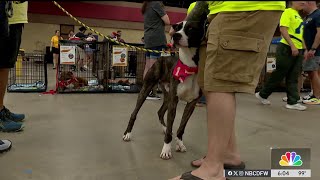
top-left (58, 77), bottom-right (79, 88)
top-left (173, 59), bottom-right (198, 83)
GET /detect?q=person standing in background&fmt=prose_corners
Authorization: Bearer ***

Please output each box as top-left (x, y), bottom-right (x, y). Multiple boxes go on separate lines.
top-left (142, 1), bottom-right (170, 100)
top-left (256, 1), bottom-right (307, 111)
top-left (50, 30), bottom-right (63, 69)
top-left (301, 1), bottom-right (320, 105)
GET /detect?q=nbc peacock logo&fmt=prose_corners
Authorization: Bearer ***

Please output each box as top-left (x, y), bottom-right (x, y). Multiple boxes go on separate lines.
top-left (279, 151), bottom-right (303, 167)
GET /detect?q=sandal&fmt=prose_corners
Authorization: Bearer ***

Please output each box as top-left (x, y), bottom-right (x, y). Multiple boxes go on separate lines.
top-left (191, 156), bottom-right (246, 169)
top-left (180, 171), bottom-right (230, 180)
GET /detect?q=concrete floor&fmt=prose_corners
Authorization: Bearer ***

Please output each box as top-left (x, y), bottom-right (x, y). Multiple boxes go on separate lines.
top-left (0, 65), bottom-right (319, 180)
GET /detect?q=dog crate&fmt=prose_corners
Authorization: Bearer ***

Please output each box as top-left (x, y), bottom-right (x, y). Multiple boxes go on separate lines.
top-left (7, 51), bottom-right (48, 93)
top-left (57, 40), bottom-right (109, 93)
top-left (107, 42), bottom-right (146, 93)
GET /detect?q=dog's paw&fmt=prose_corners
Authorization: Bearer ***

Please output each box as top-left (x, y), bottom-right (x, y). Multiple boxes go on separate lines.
top-left (162, 125), bottom-right (167, 134)
top-left (175, 137), bottom-right (187, 152)
top-left (122, 133), bottom-right (132, 141)
top-left (160, 143), bottom-right (172, 160)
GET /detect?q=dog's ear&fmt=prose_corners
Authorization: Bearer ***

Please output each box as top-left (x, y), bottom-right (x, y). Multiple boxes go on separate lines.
top-left (172, 23), bottom-right (179, 31)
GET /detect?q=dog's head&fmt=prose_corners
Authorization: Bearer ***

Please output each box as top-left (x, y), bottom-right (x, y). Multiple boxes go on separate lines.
top-left (172, 9), bottom-right (209, 48)
top-left (60, 71), bottom-right (74, 81)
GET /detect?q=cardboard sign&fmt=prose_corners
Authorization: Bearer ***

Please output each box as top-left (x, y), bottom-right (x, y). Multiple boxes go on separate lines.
top-left (112, 46), bottom-right (128, 66)
top-left (60, 45), bottom-right (76, 65)
top-left (267, 57), bottom-right (276, 73)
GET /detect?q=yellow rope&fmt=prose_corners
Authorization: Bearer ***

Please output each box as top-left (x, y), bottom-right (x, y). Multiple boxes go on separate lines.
top-left (52, 1), bottom-right (176, 54)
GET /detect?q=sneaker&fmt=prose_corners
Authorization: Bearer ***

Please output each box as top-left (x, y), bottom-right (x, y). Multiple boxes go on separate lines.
top-left (303, 97), bottom-right (320, 105)
top-left (255, 92), bottom-right (271, 105)
top-left (282, 97), bottom-right (303, 103)
top-left (285, 104), bottom-right (307, 111)
top-left (0, 140), bottom-right (12, 153)
top-left (0, 107), bottom-right (25, 122)
top-left (146, 94), bottom-right (161, 100)
top-left (303, 92), bottom-right (313, 100)
top-left (0, 118), bottom-right (24, 132)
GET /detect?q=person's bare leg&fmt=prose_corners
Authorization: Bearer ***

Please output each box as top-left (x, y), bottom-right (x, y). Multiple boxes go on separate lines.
top-left (143, 58), bottom-right (157, 79)
top-left (0, 69), bottom-right (9, 110)
top-left (53, 54), bottom-right (58, 69)
top-left (171, 92), bottom-right (235, 180)
top-left (191, 91), bottom-right (241, 167)
top-left (309, 71), bottom-right (320, 98)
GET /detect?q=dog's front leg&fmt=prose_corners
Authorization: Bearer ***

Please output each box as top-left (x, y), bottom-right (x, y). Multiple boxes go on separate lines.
top-left (160, 82), bottom-right (178, 160)
top-left (158, 83), bottom-right (169, 134)
top-left (175, 93), bottom-right (201, 153)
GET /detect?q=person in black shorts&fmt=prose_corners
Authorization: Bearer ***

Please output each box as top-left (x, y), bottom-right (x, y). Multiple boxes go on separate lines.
top-left (142, 1), bottom-right (170, 100)
top-left (0, 1), bottom-right (26, 150)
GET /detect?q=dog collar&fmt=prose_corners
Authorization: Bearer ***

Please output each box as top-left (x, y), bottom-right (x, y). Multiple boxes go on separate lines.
top-left (173, 59), bottom-right (198, 83)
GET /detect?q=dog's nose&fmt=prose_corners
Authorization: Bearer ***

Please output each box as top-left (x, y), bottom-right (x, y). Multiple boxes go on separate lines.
top-left (172, 33), bottom-right (182, 42)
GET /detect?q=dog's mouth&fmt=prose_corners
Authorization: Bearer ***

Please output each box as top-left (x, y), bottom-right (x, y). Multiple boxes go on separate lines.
top-left (172, 32), bottom-right (189, 48)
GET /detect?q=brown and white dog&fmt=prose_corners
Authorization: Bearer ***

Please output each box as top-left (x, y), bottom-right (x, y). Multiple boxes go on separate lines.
top-left (123, 13), bottom-right (208, 159)
top-left (59, 71), bottom-right (88, 90)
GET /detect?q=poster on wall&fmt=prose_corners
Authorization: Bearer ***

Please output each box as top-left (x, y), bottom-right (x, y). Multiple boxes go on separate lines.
top-left (112, 46), bottom-right (128, 66)
top-left (60, 45), bottom-right (76, 65)
top-left (267, 57), bottom-right (276, 73)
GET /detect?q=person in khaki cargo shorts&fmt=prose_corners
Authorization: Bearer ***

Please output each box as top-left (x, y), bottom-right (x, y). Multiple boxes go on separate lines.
top-left (170, 1), bottom-right (285, 180)
top-left (256, 2), bottom-right (308, 111)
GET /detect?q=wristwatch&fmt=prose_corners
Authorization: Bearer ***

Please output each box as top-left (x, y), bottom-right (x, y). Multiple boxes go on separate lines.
top-left (311, 48), bottom-right (317, 51)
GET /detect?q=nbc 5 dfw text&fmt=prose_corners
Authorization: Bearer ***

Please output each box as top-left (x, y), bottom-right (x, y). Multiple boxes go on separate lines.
top-left (225, 170), bottom-right (271, 177)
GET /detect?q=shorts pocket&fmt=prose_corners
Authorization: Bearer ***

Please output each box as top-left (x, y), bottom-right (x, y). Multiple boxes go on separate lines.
top-left (207, 30), bottom-right (264, 83)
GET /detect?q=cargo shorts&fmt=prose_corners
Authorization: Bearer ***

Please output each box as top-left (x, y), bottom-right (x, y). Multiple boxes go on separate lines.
top-left (303, 56), bottom-right (320, 72)
top-left (198, 11), bottom-right (282, 94)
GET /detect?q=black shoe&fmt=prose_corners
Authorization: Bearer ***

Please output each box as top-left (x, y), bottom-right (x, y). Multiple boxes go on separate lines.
top-left (146, 93), bottom-right (161, 100)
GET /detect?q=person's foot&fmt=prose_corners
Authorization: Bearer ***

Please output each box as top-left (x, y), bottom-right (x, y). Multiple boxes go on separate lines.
top-left (282, 97), bottom-right (302, 103)
top-left (285, 104), bottom-right (307, 111)
top-left (303, 97), bottom-right (320, 105)
top-left (0, 107), bottom-right (25, 122)
top-left (191, 156), bottom-right (244, 169)
top-left (0, 140), bottom-right (12, 153)
top-left (255, 92), bottom-right (271, 105)
top-left (303, 92), bottom-right (313, 100)
top-left (0, 118), bottom-right (24, 132)
top-left (146, 94), bottom-right (161, 100)
top-left (170, 160), bottom-right (226, 180)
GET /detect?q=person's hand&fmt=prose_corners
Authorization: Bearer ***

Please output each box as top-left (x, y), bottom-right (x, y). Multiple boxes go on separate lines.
top-left (307, 49), bottom-right (316, 59)
top-left (291, 46), bottom-right (299, 56)
top-left (169, 27), bottom-right (175, 37)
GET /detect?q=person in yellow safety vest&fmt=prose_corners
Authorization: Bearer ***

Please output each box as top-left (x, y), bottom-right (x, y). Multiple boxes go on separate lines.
top-left (170, 1), bottom-right (286, 180)
top-left (257, 2), bottom-right (308, 111)
top-left (0, 1), bottom-right (27, 135)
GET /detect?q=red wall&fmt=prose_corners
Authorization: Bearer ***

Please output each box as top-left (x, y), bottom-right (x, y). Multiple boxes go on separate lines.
top-left (28, 1), bottom-right (187, 24)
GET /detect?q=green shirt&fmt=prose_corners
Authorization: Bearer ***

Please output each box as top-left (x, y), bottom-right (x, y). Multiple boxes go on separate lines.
top-left (279, 8), bottom-right (304, 49)
top-left (8, 1), bottom-right (28, 24)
